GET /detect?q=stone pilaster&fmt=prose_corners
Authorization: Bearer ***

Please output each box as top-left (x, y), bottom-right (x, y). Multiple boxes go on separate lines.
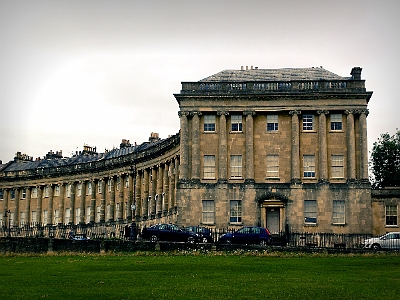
top-left (99, 179), bottom-right (106, 223)
top-left (317, 110), bottom-right (329, 181)
top-left (156, 164), bottom-right (163, 216)
top-left (59, 183), bottom-right (65, 224)
top-left (217, 111), bottom-right (229, 181)
top-left (359, 109), bottom-right (369, 180)
top-left (289, 110), bottom-right (301, 182)
top-left (191, 111), bottom-right (201, 180)
top-left (90, 180), bottom-right (96, 223)
top-left (142, 169), bottom-right (149, 219)
top-left (109, 177), bottom-right (115, 221)
top-left (14, 188), bottom-right (19, 226)
top-left (178, 111), bottom-right (190, 180)
top-left (37, 186), bottom-right (43, 224)
top-left (127, 173), bottom-right (133, 221)
top-left (26, 188), bottom-right (31, 224)
top-left (135, 170), bottom-right (142, 220)
top-left (163, 162), bottom-right (169, 214)
top-left (48, 185), bottom-right (54, 225)
top-left (244, 111), bottom-right (255, 181)
top-left (80, 181), bottom-right (86, 223)
top-left (345, 110), bottom-right (356, 180)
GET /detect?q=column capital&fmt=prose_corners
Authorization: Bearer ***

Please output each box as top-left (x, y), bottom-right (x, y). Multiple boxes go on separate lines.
top-left (243, 110), bottom-right (255, 116)
top-left (190, 111), bottom-right (202, 116)
top-left (178, 111), bottom-right (190, 117)
top-left (217, 111), bottom-right (229, 116)
top-left (317, 110), bottom-right (329, 115)
top-left (344, 109), bottom-right (355, 115)
top-left (289, 110), bottom-right (301, 116)
top-left (354, 109), bottom-right (369, 116)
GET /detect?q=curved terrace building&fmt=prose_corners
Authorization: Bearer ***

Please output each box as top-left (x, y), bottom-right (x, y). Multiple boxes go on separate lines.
top-left (0, 66), bottom-right (374, 234)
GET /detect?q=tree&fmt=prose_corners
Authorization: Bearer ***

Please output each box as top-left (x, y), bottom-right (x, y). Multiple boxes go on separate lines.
top-left (369, 130), bottom-right (400, 188)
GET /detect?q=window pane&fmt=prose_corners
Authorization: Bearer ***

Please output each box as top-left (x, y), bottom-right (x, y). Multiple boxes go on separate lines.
top-left (203, 155), bottom-right (216, 179)
top-left (330, 114), bottom-right (342, 130)
top-left (266, 155), bottom-right (279, 178)
top-left (303, 155), bottom-right (315, 178)
top-left (331, 155), bottom-right (344, 178)
top-left (386, 205), bottom-right (398, 226)
top-left (230, 200), bottom-right (242, 223)
top-left (304, 200), bottom-right (317, 223)
top-left (231, 115), bottom-right (243, 132)
top-left (230, 155), bottom-right (242, 178)
top-left (202, 200), bottom-right (215, 224)
top-left (333, 200), bottom-right (345, 224)
top-left (267, 115), bottom-right (278, 131)
top-left (303, 115), bottom-right (313, 130)
top-left (204, 115), bottom-right (216, 132)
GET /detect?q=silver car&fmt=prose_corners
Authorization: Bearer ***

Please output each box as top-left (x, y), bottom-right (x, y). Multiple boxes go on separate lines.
top-left (364, 232), bottom-right (400, 250)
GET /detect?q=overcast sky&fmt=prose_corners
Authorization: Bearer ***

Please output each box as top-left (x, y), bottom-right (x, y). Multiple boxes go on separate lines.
top-left (1, 0), bottom-right (399, 163)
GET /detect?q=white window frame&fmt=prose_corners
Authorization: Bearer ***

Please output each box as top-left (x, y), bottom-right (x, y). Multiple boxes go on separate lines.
top-left (303, 155), bottom-right (316, 178)
top-left (32, 188), bottom-right (38, 198)
top-left (333, 200), bottom-right (345, 224)
top-left (266, 154), bottom-right (279, 178)
top-left (302, 114), bottom-right (314, 131)
top-left (330, 114), bottom-right (343, 131)
top-left (230, 155), bottom-right (242, 178)
top-left (65, 208), bottom-right (70, 224)
top-left (231, 115), bottom-right (243, 132)
top-left (267, 115), bottom-right (278, 131)
top-left (230, 200), bottom-right (242, 223)
top-left (304, 200), bottom-right (317, 224)
top-left (331, 155), bottom-right (344, 178)
top-left (202, 200), bottom-right (215, 224)
top-left (204, 115), bottom-right (216, 132)
top-left (21, 188), bottom-right (26, 199)
top-left (386, 205), bottom-right (398, 226)
top-left (87, 182), bottom-right (92, 195)
top-left (54, 185), bottom-right (60, 197)
top-left (203, 155), bottom-right (216, 179)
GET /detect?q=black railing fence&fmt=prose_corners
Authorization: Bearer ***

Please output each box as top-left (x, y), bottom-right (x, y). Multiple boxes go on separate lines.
top-left (0, 223), bottom-right (376, 249)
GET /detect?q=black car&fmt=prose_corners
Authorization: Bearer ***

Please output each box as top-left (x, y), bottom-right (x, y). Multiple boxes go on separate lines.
top-left (219, 226), bottom-right (271, 246)
top-left (141, 224), bottom-right (199, 243)
top-left (185, 226), bottom-right (213, 243)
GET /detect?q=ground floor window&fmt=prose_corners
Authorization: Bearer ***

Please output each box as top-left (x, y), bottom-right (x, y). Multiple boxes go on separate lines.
top-left (333, 200), bottom-right (345, 224)
top-left (64, 208), bottom-right (70, 224)
top-left (230, 200), bottom-right (242, 223)
top-left (202, 200), bottom-right (215, 224)
top-left (304, 200), bottom-right (317, 224)
top-left (386, 205), bottom-right (398, 226)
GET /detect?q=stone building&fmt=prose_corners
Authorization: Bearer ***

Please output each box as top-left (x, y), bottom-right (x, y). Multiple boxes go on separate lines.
top-left (0, 66), bottom-right (387, 235)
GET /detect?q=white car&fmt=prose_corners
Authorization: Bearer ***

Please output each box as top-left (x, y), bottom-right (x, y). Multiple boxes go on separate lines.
top-left (364, 232), bottom-right (400, 250)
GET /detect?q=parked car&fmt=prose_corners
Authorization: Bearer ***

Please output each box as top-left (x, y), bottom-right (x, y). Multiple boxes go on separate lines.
top-left (185, 226), bottom-right (213, 243)
top-left (364, 232), bottom-right (400, 250)
top-left (219, 226), bottom-right (271, 246)
top-left (141, 224), bottom-right (199, 243)
top-left (71, 233), bottom-right (90, 241)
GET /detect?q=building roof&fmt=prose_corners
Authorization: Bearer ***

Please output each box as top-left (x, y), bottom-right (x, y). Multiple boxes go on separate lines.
top-left (199, 67), bottom-right (348, 82)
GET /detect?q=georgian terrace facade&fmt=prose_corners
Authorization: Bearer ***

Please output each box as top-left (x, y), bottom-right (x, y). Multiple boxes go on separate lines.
top-left (0, 133), bottom-right (181, 228)
top-left (0, 66), bottom-right (378, 235)
top-left (174, 66), bottom-right (373, 234)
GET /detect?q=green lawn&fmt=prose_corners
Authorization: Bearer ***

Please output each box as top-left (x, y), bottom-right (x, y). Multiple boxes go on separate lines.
top-left (0, 251), bottom-right (399, 300)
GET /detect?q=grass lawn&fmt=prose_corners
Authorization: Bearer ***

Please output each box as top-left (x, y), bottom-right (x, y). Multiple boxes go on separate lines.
top-left (0, 251), bottom-right (399, 300)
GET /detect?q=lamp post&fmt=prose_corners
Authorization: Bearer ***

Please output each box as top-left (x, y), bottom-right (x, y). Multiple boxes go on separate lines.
top-left (4, 210), bottom-right (11, 237)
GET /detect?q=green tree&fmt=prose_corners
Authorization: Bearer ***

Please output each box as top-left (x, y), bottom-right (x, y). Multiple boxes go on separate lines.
top-left (369, 130), bottom-right (400, 188)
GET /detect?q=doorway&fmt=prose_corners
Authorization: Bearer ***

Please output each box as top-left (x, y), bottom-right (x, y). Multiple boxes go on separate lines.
top-left (266, 208), bottom-right (280, 234)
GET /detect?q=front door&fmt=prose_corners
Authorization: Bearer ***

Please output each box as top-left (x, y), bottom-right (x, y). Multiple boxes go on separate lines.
top-left (266, 208), bottom-right (280, 234)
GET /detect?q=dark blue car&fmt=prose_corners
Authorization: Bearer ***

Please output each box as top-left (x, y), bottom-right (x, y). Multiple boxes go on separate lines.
top-left (141, 224), bottom-right (199, 243)
top-left (185, 226), bottom-right (213, 243)
top-left (219, 226), bottom-right (271, 246)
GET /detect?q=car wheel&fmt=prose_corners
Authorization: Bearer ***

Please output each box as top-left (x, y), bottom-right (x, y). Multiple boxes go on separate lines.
top-left (371, 243), bottom-right (381, 251)
top-left (201, 237), bottom-right (208, 243)
top-left (260, 239), bottom-right (267, 247)
top-left (150, 235), bottom-right (158, 243)
top-left (187, 237), bottom-right (195, 244)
